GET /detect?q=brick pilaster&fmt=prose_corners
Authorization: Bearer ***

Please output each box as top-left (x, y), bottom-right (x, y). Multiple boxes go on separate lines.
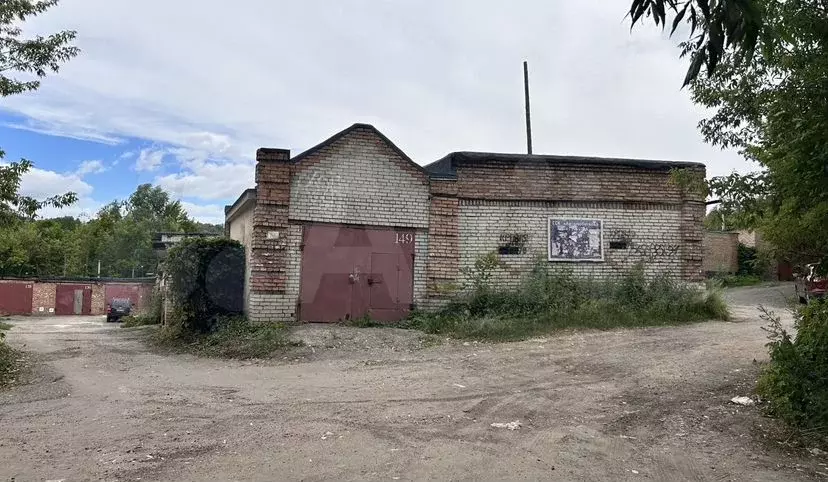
top-left (679, 167), bottom-right (706, 282)
top-left (426, 178), bottom-right (460, 301)
top-left (250, 148), bottom-right (291, 294)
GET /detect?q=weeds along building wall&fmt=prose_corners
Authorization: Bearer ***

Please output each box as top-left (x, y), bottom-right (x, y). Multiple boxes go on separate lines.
top-left (247, 125), bottom-right (430, 323)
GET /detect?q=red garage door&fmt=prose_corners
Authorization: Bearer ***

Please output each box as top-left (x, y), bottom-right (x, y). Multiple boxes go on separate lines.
top-left (105, 284), bottom-right (144, 309)
top-left (0, 282), bottom-right (33, 315)
top-left (55, 284), bottom-right (92, 315)
top-left (299, 225), bottom-right (415, 322)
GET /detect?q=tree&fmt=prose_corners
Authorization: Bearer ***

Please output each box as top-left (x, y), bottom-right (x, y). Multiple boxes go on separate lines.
top-left (692, 0), bottom-right (828, 264)
top-left (628, 0), bottom-right (766, 85)
top-left (635, 0), bottom-right (828, 266)
top-left (0, 0), bottom-right (79, 225)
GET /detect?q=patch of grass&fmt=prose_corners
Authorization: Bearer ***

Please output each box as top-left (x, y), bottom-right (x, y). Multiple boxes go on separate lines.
top-left (0, 321), bottom-right (13, 331)
top-left (120, 314), bottom-right (160, 328)
top-left (712, 273), bottom-right (763, 287)
top-left (151, 316), bottom-right (302, 359)
top-left (0, 334), bottom-right (20, 388)
top-left (407, 261), bottom-right (729, 342)
top-left (344, 315), bottom-right (384, 328)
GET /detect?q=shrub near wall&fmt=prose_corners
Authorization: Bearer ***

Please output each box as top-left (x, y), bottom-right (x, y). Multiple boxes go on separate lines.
top-left (409, 256), bottom-right (728, 341)
top-left (758, 302), bottom-right (828, 436)
top-left (164, 238), bottom-right (245, 333)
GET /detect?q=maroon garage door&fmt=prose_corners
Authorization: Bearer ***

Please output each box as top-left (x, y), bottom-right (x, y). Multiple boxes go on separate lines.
top-left (55, 284), bottom-right (92, 315)
top-left (299, 225), bottom-right (415, 322)
top-left (105, 284), bottom-right (145, 310)
top-left (0, 282), bottom-right (33, 315)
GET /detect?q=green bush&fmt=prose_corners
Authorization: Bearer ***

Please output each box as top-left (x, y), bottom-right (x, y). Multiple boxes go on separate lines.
top-left (408, 259), bottom-right (729, 341)
top-left (121, 313), bottom-right (160, 328)
top-left (152, 315), bottom-right (300, 359)
top-left (164, 237), bottom-right (245, 334)
top-left (758, 301), bottom-right (828, 435)
top-left (0, 331), bottom-right (19, 387)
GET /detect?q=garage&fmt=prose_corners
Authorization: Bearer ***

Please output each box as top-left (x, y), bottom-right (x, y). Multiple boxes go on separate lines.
top-left (105, 284), bottom-right (146, 310)
top-left (299, 224), bottom-right (415, 322)
top-left (0, 282), bottom-right (33, 315)
top-left (55, 284), bottom-right (92, 315)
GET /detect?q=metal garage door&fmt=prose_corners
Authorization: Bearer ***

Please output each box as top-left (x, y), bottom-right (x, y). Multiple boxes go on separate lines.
top-left (0, 282), bottom-right (33, 315)
top-left (55, 284), bottom-right (92, 315)
top-left (299, 225), bottom-right (415, 322)
top-left (105, 284), bottom-right (142, 309)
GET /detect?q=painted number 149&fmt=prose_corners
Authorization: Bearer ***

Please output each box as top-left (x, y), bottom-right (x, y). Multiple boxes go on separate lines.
top-left (395, 232), bottom-right (414, 244)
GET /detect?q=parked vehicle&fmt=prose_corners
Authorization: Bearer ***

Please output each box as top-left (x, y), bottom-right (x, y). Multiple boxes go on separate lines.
top-left (106, 298), bottom-right (133, 322)
top-left (795, 263), bottom-right (827, 304)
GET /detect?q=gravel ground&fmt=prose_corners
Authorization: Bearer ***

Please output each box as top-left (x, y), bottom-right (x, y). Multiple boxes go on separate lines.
top-left (1, 283), bottom-right (826, 481)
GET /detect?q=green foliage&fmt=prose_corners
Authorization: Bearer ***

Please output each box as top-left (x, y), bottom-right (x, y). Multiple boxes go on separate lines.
top-left (153, 316), bottom-right (300, 359)
top-left (0, 336), bottom-right (19, 387)
top-left (711, 273), bottom-right (762, 287)
top-left (408, 261), bottom-right (729, 341)
top-left (686, 0), bottom-right (828, 266)
top-left (628, 0), bottom-right (764, 86)
top-left (164, 238), bottom-right (244, 334)
top-left (0, 0), bottom-right (79, 97)
top-left (758, 302), bottom-right (828, 438)
top-left (0, 323), bottom-right (19, 387)
top-left (0, 184), bottom-right (205, 278)
top-left (460, 252), bottom-right (502, 292)
top-left (1, 0), bottom-right (79, 225)
top-left (120, 313), bottom-right (160, 328)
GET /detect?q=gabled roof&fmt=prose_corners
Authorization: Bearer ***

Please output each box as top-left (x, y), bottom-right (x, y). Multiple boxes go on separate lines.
top-left (423, 151), bottom-right (706, 179)
top-left (290, 123), bottom-right (428, 175)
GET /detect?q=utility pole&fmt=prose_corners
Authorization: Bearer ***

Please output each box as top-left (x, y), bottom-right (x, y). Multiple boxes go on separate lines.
top-left (523, 60), bottom-right (533, 155)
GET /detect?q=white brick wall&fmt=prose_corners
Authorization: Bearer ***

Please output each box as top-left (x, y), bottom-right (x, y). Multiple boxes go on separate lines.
top-left (459, 200), bottom-right (683, 290)
top-left (289, 133), bottom-right (429, 228)
top-left (246, 128), bottom-right (432, 322)
top-left (227, 204), bottom-right (254, 314)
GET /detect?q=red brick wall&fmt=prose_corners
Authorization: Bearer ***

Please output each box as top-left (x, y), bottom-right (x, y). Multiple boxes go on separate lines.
top-left (456, 163), bottom-right (690, 203)
top-left (427, 179), bottom-right (460, 301)
top-left (32, 282), bottom-right (56, 315)
top-left (703, 231), bottom-right (739, 274)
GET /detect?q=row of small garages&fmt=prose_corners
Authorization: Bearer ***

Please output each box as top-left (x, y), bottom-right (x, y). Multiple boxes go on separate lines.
top-left (0, 279), bottom-right (153, 316)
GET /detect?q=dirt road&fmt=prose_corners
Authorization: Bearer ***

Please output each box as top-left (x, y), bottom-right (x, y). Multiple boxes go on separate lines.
top-left (1, 283), bottom-right (825, 481)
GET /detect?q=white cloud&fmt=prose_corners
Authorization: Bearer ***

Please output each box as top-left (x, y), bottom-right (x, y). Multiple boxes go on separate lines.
top-left (134, 148), bottom-right (166, 172)
top-left (76, 159), bottom-right (107, 176)
top-left (181, 201), bottom-right (225, 225)
top-left (156, 159), bottom-right (254, 201)
top-left (16, 165), bottom-right (100, 219)
top-left (19, 166), bottom-right (93, 199)
top-left (1, 0), bottom-right (754, 203)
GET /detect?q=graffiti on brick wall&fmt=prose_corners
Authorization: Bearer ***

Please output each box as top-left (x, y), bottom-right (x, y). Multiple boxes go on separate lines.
top-left (607, 228), bottom-right (680, 263)
top-left (298, 171), bottom-right (344, 197)
top-left (498, 233), bottom-right (529, 255)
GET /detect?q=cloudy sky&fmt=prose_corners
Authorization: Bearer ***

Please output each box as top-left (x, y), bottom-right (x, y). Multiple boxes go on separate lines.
top-left (0, 0), bottom-right (757, 224)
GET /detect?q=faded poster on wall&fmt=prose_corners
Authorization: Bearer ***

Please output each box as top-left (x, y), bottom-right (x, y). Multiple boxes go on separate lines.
top-left (548, 218), bottom-right (604, 261)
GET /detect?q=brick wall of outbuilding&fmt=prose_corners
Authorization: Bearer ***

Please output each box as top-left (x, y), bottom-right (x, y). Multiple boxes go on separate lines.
top-left (448, 161), bottom-right (705, 288)
top-left (240, 124), bottom-right (707, 322)
top-left (32, 282), bottom-right (56, 315)
top-left (703, 231), bottom-right (740, 274)
top-left (248, 126), bottom-right (431, 323)
top-left (459, 201), bottom-right (684, 288)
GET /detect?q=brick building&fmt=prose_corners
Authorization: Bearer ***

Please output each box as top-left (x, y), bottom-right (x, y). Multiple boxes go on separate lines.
top-left (225, 123), bottom-right (706, 323)
top-left (0, 278), bottom-right (153, 316)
